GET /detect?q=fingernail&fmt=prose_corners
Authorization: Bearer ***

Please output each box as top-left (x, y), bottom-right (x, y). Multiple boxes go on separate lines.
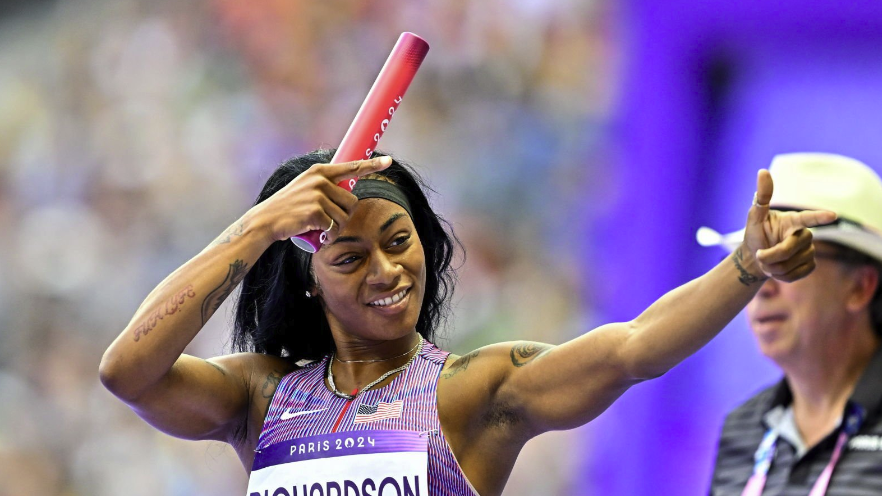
top-left (379, 156), bottom-right (392, 166)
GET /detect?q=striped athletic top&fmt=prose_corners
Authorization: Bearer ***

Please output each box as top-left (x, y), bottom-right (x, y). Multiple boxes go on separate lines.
top-left (254, 340), bottom-right (479, 496)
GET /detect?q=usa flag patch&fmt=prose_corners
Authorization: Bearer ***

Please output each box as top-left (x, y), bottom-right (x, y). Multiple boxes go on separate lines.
top-left (353, 400), bottom-right (404, 424)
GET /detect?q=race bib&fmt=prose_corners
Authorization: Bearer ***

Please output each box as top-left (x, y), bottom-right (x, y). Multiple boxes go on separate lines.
top-left (248, 430), bottom-right (428, 496)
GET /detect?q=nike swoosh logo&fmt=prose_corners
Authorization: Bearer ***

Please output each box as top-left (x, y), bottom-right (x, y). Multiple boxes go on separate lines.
top-left (280, 408), bottom-right (327, 421)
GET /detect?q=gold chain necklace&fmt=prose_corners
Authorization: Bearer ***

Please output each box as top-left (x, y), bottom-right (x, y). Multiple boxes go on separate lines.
top-left (327, 337), bottom-right (424, 401)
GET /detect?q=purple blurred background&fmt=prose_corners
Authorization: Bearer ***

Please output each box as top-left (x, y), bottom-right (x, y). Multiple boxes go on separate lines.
top-left (587, 1), bottom-right (882, 494)
top-left (3, 0), bottom-right (882, 494)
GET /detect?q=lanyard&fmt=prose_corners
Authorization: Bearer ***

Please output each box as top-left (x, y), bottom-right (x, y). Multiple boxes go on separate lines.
top-left (741, 405), bottom-right (863, 496)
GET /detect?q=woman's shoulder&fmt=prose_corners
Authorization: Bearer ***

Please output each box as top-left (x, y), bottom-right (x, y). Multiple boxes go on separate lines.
top-left (211, 352), bottom-right (309, 386)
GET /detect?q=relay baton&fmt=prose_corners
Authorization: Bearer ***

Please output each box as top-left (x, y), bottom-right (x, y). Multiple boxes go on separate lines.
top-left (292, 32), bottom-right (430, 253)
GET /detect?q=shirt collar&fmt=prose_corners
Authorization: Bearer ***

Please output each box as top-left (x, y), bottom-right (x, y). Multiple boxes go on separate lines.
top-left (763, 405), bottom-right (811, 458)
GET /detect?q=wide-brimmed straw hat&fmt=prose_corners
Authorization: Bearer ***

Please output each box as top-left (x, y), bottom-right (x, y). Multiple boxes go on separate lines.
top-left (696, 152), bottom-right (882, 264)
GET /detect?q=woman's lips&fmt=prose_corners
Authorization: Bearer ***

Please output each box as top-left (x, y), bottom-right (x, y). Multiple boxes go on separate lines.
top-left (366, 287), bottom-right (411, 314)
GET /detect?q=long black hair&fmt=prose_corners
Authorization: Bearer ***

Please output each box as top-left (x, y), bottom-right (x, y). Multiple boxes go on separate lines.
top-left (232, 149), bottom-right (460, 360)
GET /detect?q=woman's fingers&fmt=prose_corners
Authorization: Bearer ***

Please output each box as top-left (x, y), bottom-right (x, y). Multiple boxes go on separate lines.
top-left (757, 234), bottom-right (816, 281)
top-left (264, 156), bottom-right (392, 242)
top-left (319, 179), bottom-right (359, 216)
top-left (746, 170), bottom-right (773, 229)
top-left (772, 259), bottom-right (817, 283)
top-left (319, 156), bottom-right (393, 184)
top-left (298, 205), bottom-right (332, 233)
top-left (791, 209), bottom-right (838, 230)
top-left (316, 196), bottom-right (350, 244)
top-left (756, 227), bottom-right (812, 265)
top-left (742, 170), bottom-right (774, 257)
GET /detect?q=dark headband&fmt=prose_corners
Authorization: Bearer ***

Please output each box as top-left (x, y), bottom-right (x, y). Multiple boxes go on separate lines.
top-left (351, 179), bottom-right (413, 219)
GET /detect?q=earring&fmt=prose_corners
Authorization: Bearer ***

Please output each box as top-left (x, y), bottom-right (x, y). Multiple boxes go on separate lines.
top-left (305, 290), bottom-right (312, 298)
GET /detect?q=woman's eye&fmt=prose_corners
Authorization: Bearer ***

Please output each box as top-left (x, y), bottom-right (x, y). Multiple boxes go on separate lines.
top-left (390, 235), bottom-right (411, 247)
top-left (334, 255), bottom-right (360, 266)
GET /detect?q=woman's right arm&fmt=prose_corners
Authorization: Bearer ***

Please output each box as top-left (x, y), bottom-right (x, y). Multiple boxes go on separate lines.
top-left (100, 209), bottom-right (275, 442)
top-left (98, 156), bottom-right (392, 443)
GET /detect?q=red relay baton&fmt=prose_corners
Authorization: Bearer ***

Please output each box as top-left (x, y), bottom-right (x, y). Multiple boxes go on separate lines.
top-left (292, 32), bottom-right (430, 253)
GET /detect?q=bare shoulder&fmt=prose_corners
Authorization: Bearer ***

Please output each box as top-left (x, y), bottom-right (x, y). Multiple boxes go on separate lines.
top-left (439, 341), bottom-right (555, 382)
top-left (241, 353), bottom-right (300, 416)
top-left (241, 353), bottom-right (300, 394)
top-left (437, 340), bottom-right (556, 426)
top-left (209, 352), bottom-right (300, 457)
top-left (436, 341), bottom-right (556, 495)
top-left (204, 352), bottom-right (299, 394)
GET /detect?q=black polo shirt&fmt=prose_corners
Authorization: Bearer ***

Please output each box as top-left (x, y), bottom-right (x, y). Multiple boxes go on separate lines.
top-left (711, 347), bottom-right (882, 496)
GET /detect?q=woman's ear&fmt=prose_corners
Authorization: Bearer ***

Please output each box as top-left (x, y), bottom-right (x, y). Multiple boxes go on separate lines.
top-left (306, 284), bottom-right (322, 298)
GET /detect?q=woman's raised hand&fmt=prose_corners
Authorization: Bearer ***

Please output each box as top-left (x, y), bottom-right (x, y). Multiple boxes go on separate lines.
top-left (252, 156), bottom-right (392, 244)
top-left (740, 169), bottom-right (837, 282)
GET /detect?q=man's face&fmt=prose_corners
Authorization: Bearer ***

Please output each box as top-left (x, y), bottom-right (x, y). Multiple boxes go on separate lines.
top-left (745, 242), bottom-right (858, 365)
top-left (312, 198), bottom-right (426, 343)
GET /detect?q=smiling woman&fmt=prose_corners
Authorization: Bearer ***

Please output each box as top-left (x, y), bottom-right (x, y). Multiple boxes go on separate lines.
top-left (99, 149), bottom-right (835, 496)
top-left (232, 149), bottom-right (457, 364)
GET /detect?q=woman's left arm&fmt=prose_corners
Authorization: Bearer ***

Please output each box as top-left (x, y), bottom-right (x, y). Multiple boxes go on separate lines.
top-left (482, 170), bottom-right (836, 434)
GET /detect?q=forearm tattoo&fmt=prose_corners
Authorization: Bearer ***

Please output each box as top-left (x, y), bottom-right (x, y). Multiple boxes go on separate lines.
top-left (210, 221), bottom-right (245, 247)
top-left (510, 342), bottom-right (553, 367)
top-left (441, 350), bottom-right (480, 379)
top-left (133, 285), bottom-right (197, 341)
top-left (201, 259), bottom-right (250, 325)
top-left (732, 247), bottom-right (761, 286)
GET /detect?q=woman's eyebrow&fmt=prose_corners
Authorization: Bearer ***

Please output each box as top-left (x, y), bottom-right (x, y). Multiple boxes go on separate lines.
top-left (330, 213), bottom-right (407, 246)
top-left (331, 236), bottom-right (360, 245)
top-left (379, 213), bottom-right (406, 234)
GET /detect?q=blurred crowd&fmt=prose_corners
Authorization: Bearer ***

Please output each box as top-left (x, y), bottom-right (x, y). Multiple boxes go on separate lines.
top-left (0, 0), bottom-right (617, 494)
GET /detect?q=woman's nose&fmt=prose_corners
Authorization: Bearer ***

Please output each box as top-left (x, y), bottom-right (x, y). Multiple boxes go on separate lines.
top-left (366, 252), bottom-right (403, 287)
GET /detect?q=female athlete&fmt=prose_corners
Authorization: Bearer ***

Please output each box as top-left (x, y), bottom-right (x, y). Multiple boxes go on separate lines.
top-left (100, 150), bottom-right (833, 495)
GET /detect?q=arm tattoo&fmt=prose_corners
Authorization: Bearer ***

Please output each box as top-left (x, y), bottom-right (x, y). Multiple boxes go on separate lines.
top-left (132, 285), bottom-right (196, 341)
top-left (210, 221), bottom-right (245, 247)
top-left (261, 371), bottom-right (282, 399)
top-left (510, 342), bottom-right (553, 367)
top-left (732, 247), bottom-right (761, 286)
top-left (441, 350), bottom-right (479, 379)
top-left (201, 259), bottom-right (249, 325)
top-left (258, 370), bottom-right (284, 422)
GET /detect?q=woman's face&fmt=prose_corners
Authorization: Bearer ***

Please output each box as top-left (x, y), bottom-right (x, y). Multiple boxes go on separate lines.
top-left (312, 198), bottom-right (426, 342)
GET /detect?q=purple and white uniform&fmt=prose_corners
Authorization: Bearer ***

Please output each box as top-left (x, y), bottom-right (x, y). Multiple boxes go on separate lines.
top-left (248, 340), bottom-right (479, 496)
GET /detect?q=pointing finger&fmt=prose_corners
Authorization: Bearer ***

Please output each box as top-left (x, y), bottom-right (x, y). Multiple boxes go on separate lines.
top-left (792, 209), bottom-right (838, 230)
top-left (324, 156), bottom-right (393, 184)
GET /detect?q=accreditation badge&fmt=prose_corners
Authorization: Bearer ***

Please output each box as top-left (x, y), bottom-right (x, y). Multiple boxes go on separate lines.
top-left (247, 430), bottom-right (428, 496)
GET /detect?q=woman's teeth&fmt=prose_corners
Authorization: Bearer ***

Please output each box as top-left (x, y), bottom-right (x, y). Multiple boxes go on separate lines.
top-left (369, 288), bottom-right (408, 307)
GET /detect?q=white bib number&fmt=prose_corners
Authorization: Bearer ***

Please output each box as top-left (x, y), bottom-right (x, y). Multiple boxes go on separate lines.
top-left (247, 430), bottom-right (428, 496)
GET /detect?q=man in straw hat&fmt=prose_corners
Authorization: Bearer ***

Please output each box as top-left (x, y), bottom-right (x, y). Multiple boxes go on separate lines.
top-left (704, 153), bottom-right (882, 495)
